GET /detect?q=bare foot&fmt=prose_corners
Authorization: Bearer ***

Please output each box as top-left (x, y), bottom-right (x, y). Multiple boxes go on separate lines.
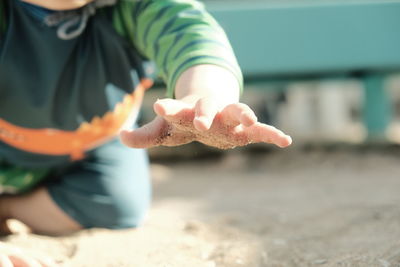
top-left (0, 242), bottom-right (58, 266)
top-left (0, 219), bottom-right (12, 236)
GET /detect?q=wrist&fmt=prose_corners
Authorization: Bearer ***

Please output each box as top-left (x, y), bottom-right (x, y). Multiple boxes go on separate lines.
top-left (174, 64), bottom-right (241, 103)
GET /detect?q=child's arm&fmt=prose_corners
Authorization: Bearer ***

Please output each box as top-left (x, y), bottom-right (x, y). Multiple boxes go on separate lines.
top-left (119, 0), bottom-right (291, 149)
top-left (120, 64), bottom-right (291, 149)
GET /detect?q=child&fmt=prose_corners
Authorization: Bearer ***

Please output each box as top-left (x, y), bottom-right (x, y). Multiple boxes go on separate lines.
top-left (0, 0), bottom-right (292, 265)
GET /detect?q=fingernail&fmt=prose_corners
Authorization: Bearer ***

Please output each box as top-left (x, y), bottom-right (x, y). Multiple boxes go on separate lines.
top-left (285, 135), bottom-right (293, 146)
top-left (153, 102), bottom-right (166, 116)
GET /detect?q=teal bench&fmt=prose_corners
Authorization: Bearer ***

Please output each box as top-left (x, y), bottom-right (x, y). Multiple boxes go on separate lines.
top-left (204, 0), bottom-right (400, 139)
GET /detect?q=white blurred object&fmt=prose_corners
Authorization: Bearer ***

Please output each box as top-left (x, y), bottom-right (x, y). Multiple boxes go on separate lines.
top-left (278, 82), bottom-right (318, 139)
top-left (316, 81), bottom-right (350, 139)
top-left (277, 79), bottom-right (365, 143)
top-left (385, 74), bottom-right (400, 143)
top-left (316, 79), bottom-right (364, 142)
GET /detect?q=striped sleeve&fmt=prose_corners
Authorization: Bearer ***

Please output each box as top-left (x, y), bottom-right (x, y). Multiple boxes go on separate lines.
top-left (115, 0), bottom-right (243, 97)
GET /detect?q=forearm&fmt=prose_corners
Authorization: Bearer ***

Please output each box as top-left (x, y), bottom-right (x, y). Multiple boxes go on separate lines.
top-left (129, 0), bottom-right (242, 97)
top-left (174, 64), bottom-right (240, 106)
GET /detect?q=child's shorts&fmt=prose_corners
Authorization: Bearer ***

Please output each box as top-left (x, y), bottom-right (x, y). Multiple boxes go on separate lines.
top-left (46, 139), bottom-right (151, 229)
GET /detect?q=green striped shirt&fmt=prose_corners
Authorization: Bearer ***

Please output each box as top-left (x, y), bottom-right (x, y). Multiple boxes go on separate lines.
top-left (112, 0), bottom-right (243, 97)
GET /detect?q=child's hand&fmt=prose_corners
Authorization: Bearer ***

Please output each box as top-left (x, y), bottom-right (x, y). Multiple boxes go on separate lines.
top-left (120, 64), bottom-right (292, 150)
top-left (120, 96), bottom-right (292, 149)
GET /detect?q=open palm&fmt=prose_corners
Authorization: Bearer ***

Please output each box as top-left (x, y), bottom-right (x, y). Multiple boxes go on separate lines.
top-left (120, 97), bottom-right (292, 149)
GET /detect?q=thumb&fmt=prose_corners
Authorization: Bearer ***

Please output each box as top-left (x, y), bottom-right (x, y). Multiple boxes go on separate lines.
top-left (119, 117), bottom-right (169, 148)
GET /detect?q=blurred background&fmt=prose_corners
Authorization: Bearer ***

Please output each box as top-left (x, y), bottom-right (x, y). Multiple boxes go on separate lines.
top-left (201, 0), bottom-right (400, 145)
top-left (142, 1), bottom-right (400, 266)
top-left (142, 0), bottom-right (400, 149)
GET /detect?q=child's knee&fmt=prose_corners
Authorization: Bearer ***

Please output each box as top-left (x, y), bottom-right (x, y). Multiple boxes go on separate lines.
top-left (47, 143), bottom-right (152, 230)
top-left (48, 180), bottom-right (151, 230)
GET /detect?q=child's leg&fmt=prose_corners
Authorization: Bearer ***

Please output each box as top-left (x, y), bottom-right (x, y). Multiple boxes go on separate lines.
top-left (0, 188), bottom-right (82, 235)
top-left (0, 140), bottom-right (152, 235)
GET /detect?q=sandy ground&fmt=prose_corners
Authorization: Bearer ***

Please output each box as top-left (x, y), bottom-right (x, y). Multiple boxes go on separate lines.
top-left (2, 144), bottom-right (400, 267)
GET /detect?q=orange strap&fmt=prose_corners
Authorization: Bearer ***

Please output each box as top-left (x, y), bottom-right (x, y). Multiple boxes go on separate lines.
top-left (0, 79), bottom-right (152, 160)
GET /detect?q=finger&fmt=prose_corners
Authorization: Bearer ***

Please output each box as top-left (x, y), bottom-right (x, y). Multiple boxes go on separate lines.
top-left (244, 123), bottom-right (292, 148)
top-left (153, 99), bottom-right (192, 117)
top-left (153, 99), bottom-right (195, 126)
top-left (221, 103), bottom-right (258, 127)
top-left (120, 117), bottom-right (169, 148)
top-left (193, 98), bottom-right (220, 131)
top-left (0, 254), bottom-right (13, 267)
